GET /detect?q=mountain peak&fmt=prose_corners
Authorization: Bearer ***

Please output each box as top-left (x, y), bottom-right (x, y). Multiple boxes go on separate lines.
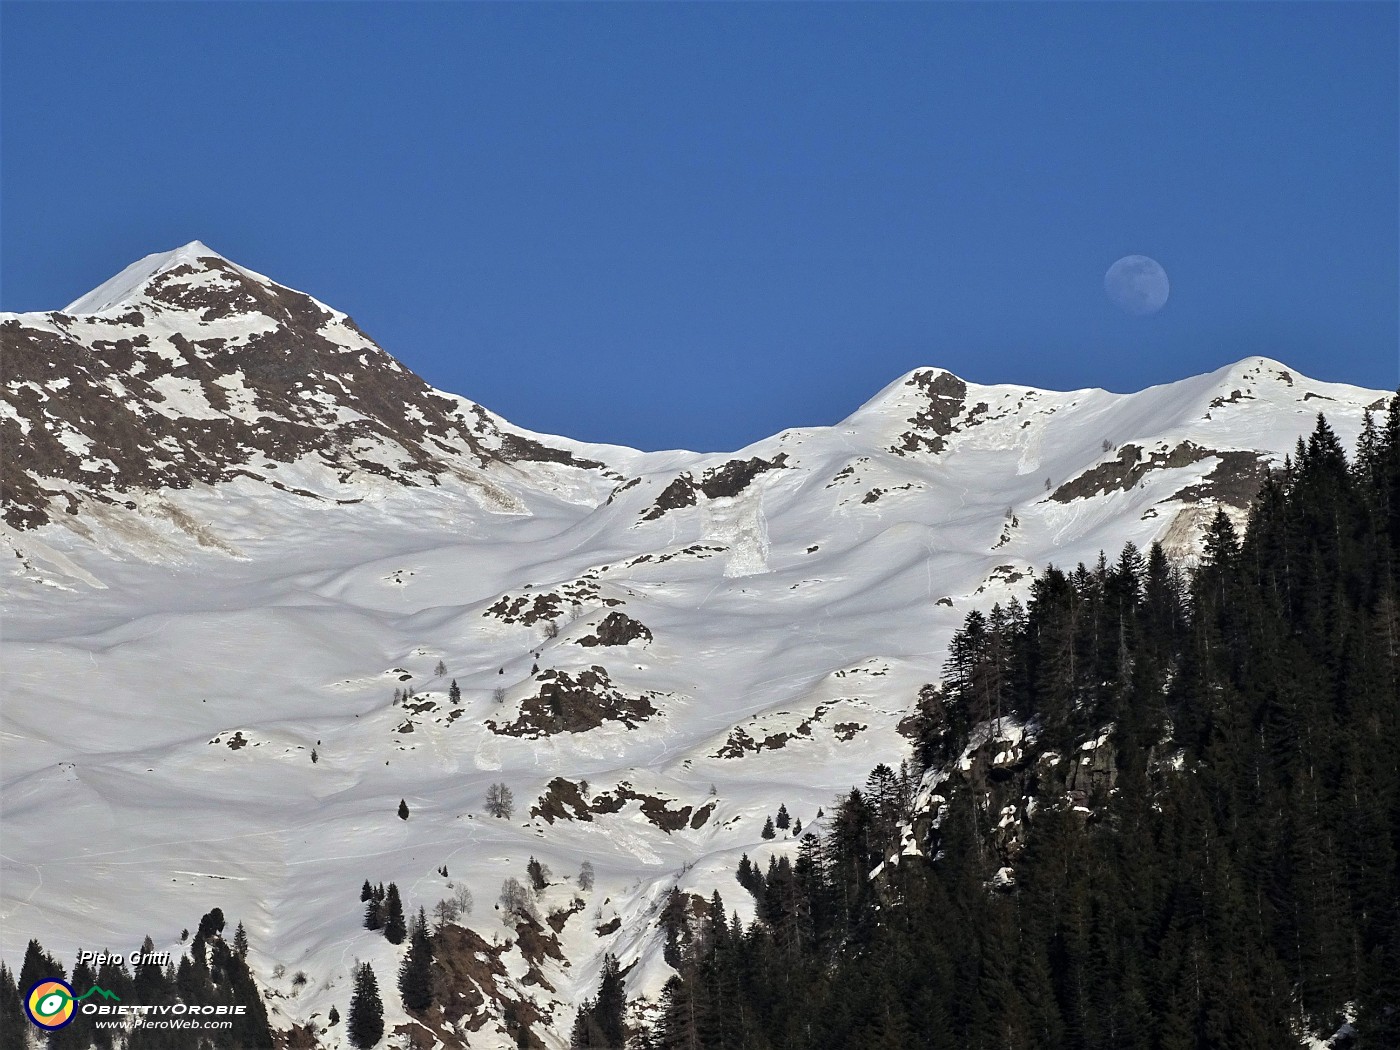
top-left (63, 240), bottom-right (241, 316)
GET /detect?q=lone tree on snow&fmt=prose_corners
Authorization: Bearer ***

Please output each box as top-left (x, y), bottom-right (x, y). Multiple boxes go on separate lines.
top-left (485, 782), bottom-right (514, 819)
top-left (398, 799), bottom-right (410, 820)
top-left (498, 877), bottom-right (536, 923)
top-left (526, 856), bottom-right (550, 892)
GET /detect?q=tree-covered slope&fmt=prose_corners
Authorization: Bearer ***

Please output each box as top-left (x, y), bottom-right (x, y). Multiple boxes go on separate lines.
top-left (651, 401), bottom-right (1400, 1050)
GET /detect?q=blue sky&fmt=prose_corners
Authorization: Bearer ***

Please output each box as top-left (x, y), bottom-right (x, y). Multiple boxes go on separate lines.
top-left (3, 3), bottom-right (1395, 452)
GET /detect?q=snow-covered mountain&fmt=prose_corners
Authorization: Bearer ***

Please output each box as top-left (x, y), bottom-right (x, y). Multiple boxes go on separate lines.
top-left (1, 242), bottom-right (1389, 1047)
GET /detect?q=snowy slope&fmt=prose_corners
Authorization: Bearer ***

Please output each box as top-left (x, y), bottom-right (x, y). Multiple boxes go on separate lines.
top-left (1, 243), bottom-right (1390, 1048)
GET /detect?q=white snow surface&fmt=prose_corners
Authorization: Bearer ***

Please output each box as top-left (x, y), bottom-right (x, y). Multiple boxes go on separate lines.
top-left (2, 245), bottom-right (1393, 1048)
top-left (64, 240), bottom-right (287, 317)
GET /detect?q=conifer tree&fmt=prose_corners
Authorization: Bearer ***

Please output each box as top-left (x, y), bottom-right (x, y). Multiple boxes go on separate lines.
top-left (761, 815), bottom-right (775, 839)
top-left (736, 853), bottom-right (760, 897)
top-left (642, 412), bottom-right (1400, 1047)
top-left (364, 894), bottom-right (382, 931)
top-left (196, 907), bottom-right (226, 941)
top-left (526, 856), bottom-right (549, 891)
top-left (593, 953), bottom-right (627, 1048)
top-left (382, 883), bottom-right (406, 944)
top-left (226, 937), bottom-right (276, 1049)
top-left (398, 908), bottom-right (433, 1014)
top-left (660, 887), bottom-right (689, 967)
top-left (18, 938), bottom-right (59, 1002)
top-left (398, 798), bottom-right (409, 820)
top-left (569, 1000), bottom-right (603, 1048)
top-left (448, 679), bottom-right (461, 704)
top-left (0, 963), bottom-right (25, 1050)
top-left (347, 962), bottom-right (384, 1048)
top-left (656, 975), bottom-right (695, 1049)
top-left (775, 803), bottom-right (791, 830)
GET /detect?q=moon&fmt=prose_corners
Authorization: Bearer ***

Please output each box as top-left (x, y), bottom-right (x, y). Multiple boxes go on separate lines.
top-left (1104, 255), bottom-right (1169, 315)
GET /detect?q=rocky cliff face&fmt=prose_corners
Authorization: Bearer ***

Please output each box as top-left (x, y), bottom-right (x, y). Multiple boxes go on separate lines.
top-left (906, 716), bottom-right (1129, 891)
top-left (0, 242), bottom-right (610, 531)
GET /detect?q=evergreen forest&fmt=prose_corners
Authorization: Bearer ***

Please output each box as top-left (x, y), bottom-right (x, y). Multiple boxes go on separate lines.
top-left (639, 404), bottom-right (1400, 1050)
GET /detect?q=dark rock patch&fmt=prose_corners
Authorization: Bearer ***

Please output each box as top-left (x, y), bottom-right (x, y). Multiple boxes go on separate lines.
top-left (605, 476), bottom-right (641, 504)
top-left (1049, 441), bottom-right (1253, 503)
top-left (484, 580), bottom-right (618, 627)
top-left (713, 705), bottom-right (836, 758)
top-left (531, 778), bottom-right (594, 824)
top-left (496, 431), bottom-right (608, 472)
top-left (974, 565), bottom-right (1033, 594)
top-left (826, 464), bottom-right (857, 488)
top-left (546, 899), bottom-right (585, 933)
top-left (576, 611), bottom-right (652, 648)
top-left (641, 455), bottom-right (788, 520)
top-left (698, 454), bottom-right (787, 498)
top-left (1171, 451), bottom-right (1273, 507)
top-left (535, 777), bottom-right (705, 833)
top-left (641, 475), bottom-right (699, 520)
top-left (889, 370), bottom-right (968, 456)
top-left (591, 783), bottom-right (697, 833)
top-left (625, 544), bottom-right (723, 568)
top-left (392, 922), bottom-right (544, 1049)
top-left (1208, 389), bottom-right (1254, 408)
top-left (487, 667), bottom-right (657, 737)
top-left (514, 915), bottom-right (566, 968)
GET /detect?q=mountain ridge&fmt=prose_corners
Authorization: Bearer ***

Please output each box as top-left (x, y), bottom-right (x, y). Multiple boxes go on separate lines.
top-left (0, 243), bottom-right (1391, 1048)
top-left (3, 244), bottom-right (1384, 554)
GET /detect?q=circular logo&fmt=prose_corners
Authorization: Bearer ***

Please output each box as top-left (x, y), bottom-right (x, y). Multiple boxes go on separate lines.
top-left (25, 979), bottom-right (76, 1029)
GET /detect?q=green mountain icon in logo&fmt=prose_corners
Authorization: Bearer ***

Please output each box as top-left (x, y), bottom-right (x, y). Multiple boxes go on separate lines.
top-left (74, 987), bottom-right (120, 1002)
